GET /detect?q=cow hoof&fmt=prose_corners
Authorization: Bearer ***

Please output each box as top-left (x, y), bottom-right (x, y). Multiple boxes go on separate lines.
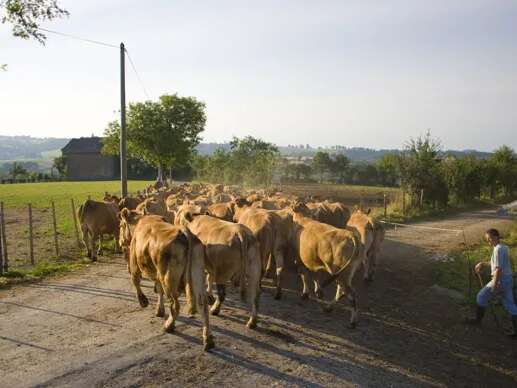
top-left (91, 257), bottom-right (97, 262)
top-left (210, 306), bottom-right (221, 316)
top-left (274, 290), bottom-right (282, 300)
top-left (163, 323), bottom-right (175, 333)
top-left (315, 289), bottom-right (324, 299)
top-left (203, 336), bottom-right (215, 351)
top-left (300, 293), bottom-right (309, 301)
top-left (348, 322), bottom-right (357, 329)
top-left (138, 293), bottom-right (149, 308)
top-left (156, 307), bottom-right (165, 318)
top-left (246, 319), bottom-right (257, 330)
top-left (322, 305), bottom-right (333, 313)
top-left (207, 295), bottom-right (215, 305)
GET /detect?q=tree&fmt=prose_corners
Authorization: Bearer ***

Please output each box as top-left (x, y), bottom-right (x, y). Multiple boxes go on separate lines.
top-left (441, 155), bottom-right (483, 204)
top-left (1, 0), bottom-right (69, 44)
top-left (103, 94), bottom-right (206, 181)
top-left (9, 161), bottom-right (27, 179)
top-left (330, 154), bottom-right (350, 183)
top-left (52, 155), bottom-right (66, 177)
top-left (376, 153), bottom-right (400, 187)
top-left (312, 151), bottom-right (332, 183)
top-left (399, 131), bottom-right (448, 208)
top-left (490, 145), bottom-right (517, 197)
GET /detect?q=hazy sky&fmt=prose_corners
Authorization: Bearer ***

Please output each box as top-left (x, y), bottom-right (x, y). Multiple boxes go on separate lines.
top-left (1, 0), bottom-right (516, 151)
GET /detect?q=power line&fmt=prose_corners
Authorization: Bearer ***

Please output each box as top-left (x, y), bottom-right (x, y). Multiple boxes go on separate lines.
top-left (38, 27), bottom-right (119, 49)
top-left (38, 27), bottom-right (151, 100)
top-left (124, 48), bottom-right (151, 100)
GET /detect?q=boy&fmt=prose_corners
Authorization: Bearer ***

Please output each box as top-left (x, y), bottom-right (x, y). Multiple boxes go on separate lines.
top-left (466, 228), bottom-right (517, 337)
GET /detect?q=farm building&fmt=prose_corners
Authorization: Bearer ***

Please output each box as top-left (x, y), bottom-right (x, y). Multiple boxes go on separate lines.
top-left (61, 137), bottom-right (118, 180)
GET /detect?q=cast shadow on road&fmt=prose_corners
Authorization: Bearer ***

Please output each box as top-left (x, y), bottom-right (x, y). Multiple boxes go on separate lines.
top-left (0, 300), bottom-right (121, 327)
top-left (0, 335), bottom-right (53, 352)
top-left (196, 237), bottom-right (517, 387)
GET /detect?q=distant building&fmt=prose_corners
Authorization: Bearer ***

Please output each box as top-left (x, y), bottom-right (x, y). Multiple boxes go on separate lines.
top-left (61, 137), bottom-right (118, 180)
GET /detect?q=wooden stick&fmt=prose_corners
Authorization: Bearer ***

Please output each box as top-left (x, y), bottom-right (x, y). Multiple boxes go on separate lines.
top-left (28, 203), bottom-right (34, 265)
top-left (0, 204), bottom-right (3, 276)
top-left (383, 193), bottom-right (387, 218)
top-left (51, 201), bottom-right (59, 257)
top-left (71, 198), bottom-right (81, 248)
top-left (0, 201), bottom-right (7, 272)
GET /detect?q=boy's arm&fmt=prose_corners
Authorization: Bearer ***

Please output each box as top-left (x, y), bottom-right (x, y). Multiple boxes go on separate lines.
top-left (492, 267), bottom-right (502, 289)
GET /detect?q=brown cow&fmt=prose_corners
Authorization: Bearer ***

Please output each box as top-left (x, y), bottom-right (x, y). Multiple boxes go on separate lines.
top-left (207, 202), bottom-right (235, 222)
top-left (77, 200), bottom-right (120, 260)
top-left (346, 209), bottom-right (376, 282)
top-left (290, 210), bottom-right (364, 328)
top-left (120, 211), bottom-right (214, 351)
top-left (118, 196), bottom-right (142, 211)
top-left (306, 201), bottom-right (350, 228)
top-left (175, 212), bottom-right (262, 329)
top-left (135, 198), bottom-right (173, 223)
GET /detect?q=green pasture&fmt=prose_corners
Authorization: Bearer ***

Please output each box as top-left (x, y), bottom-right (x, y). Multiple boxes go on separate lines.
top-left (0, 180), bottom-right (152, 235)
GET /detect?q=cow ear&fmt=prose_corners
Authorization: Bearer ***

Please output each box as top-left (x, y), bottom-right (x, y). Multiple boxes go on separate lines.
top-left (366, 208), bottom-right (371, 215)
top-left (185, 212), bottom-right (194, 223)
top-left (120, 207), bottom-right (130, 221)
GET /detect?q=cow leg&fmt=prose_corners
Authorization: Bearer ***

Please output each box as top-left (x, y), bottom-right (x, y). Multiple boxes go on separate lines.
top-left (162, 270), bottom-right (182, 333)
top-left (97, 234), bottom-right (104, 256)
top-left (210, 284), bottom-right (225, 316)
top-left (155, 281), bottom-right (165, 318)
top-left (206, 273), bottom-right (215, 305)
top-left (82, 226), bottom-right (91, 258)
top-left (131, 271), bottom-right (149, 308)
top-left (189, 244), bottom-right (215, 351)
top-left (299, 267), bottom-right (311, 300)
top-left (89, 232), bottom-right (99, 261)
top-left (246, 256), bottom-right (262, 329)
top-left (273, 249), bottom-right (284, 300)
top-left (344, 283), bottom-right (358, 328)
top-left (314, 278), bottom-right (324, 299)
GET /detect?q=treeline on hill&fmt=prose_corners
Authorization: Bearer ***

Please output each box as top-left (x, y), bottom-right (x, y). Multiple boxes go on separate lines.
top-left (98, 93), bottom-right (517, 208)
top-left (191, 132), bottom-right (517, 208)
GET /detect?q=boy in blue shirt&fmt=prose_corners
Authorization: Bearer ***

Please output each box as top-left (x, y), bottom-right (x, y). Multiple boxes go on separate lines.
top-left (466, 228), bottom-right (517, 337)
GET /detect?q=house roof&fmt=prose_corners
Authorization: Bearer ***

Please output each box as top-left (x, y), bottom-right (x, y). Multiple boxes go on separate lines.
top-left (61, 137), bottom-right (104, 154)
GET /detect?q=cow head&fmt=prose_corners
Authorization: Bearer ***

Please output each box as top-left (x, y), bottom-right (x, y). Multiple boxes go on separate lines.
top-left (291, 201), bottom-right (311, 216)
top-left (118, 208), bottom-right (142, 256)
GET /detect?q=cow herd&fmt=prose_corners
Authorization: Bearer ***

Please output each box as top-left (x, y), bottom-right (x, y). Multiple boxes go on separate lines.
top-left (77, 182), bottom-right (385, 351)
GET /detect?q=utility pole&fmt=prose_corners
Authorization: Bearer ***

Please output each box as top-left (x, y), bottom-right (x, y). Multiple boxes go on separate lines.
top-left (120, 42), bottom-right (128, 197)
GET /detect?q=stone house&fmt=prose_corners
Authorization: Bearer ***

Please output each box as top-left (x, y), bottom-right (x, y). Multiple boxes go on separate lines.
top-left (61, 137), bottom-right (118, 180)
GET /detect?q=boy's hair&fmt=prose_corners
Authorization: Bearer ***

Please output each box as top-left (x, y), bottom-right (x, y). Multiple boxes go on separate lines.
top-left (485, 228), bottom-right (500, 239)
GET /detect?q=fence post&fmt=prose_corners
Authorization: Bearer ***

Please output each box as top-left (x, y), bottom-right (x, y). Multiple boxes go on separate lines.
top-left (383, 193), bottom-right (387, 218)
top-left (51, 201), bottom-right (59, 257)
top-left (28, 203), bottom-right (34, 265)
top-left (0, 205), bottom-right (3, 276)
top-left (0, 202), bottom-right (7, 272)
top-left (420, 189), bottom-right (424, 208)
top-left (71, 198), bottom-right (81, 248)
top-left (402, 191), bottom-right (406, 216)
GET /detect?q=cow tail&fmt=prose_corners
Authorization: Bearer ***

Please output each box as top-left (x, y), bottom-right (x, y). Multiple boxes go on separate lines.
top-left (77, 204), bottom-right (85, 224)
top-left (184, 227), bottom-right (197, 315)
top-left (238, 230), bottom-right (248, 302)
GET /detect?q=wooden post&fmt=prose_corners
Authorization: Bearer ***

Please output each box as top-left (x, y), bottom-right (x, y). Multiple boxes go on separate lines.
top-left (71, 198), bottom-right (81, 248)
top-left (28, 203), bottom-right (34, 265)
top-left (383, 193), bottom-right (387, 218)
top-left (0, 202), bottom-right (7, 272)
top-left (402, 191), bottom-right (406, 216)
top-left (0, 204), bottom-right (3, 276)
top-left (420, 189), bottom-right (424, 208)
top-left (51, 201), bottom-right (59, 257)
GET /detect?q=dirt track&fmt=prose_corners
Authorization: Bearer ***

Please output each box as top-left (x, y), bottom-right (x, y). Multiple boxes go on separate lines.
top-left (1, 209), bottom-right (516, 387)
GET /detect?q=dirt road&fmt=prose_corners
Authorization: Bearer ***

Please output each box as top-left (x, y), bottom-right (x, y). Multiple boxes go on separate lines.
top-left (1, 209), bottom-right (516, 387)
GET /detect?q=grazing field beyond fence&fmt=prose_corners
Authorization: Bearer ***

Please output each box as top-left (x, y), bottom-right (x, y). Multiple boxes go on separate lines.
top-left (0, 181), bottom-right (152, 273)
top-left (0, 180), bottom-right (398, 276)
